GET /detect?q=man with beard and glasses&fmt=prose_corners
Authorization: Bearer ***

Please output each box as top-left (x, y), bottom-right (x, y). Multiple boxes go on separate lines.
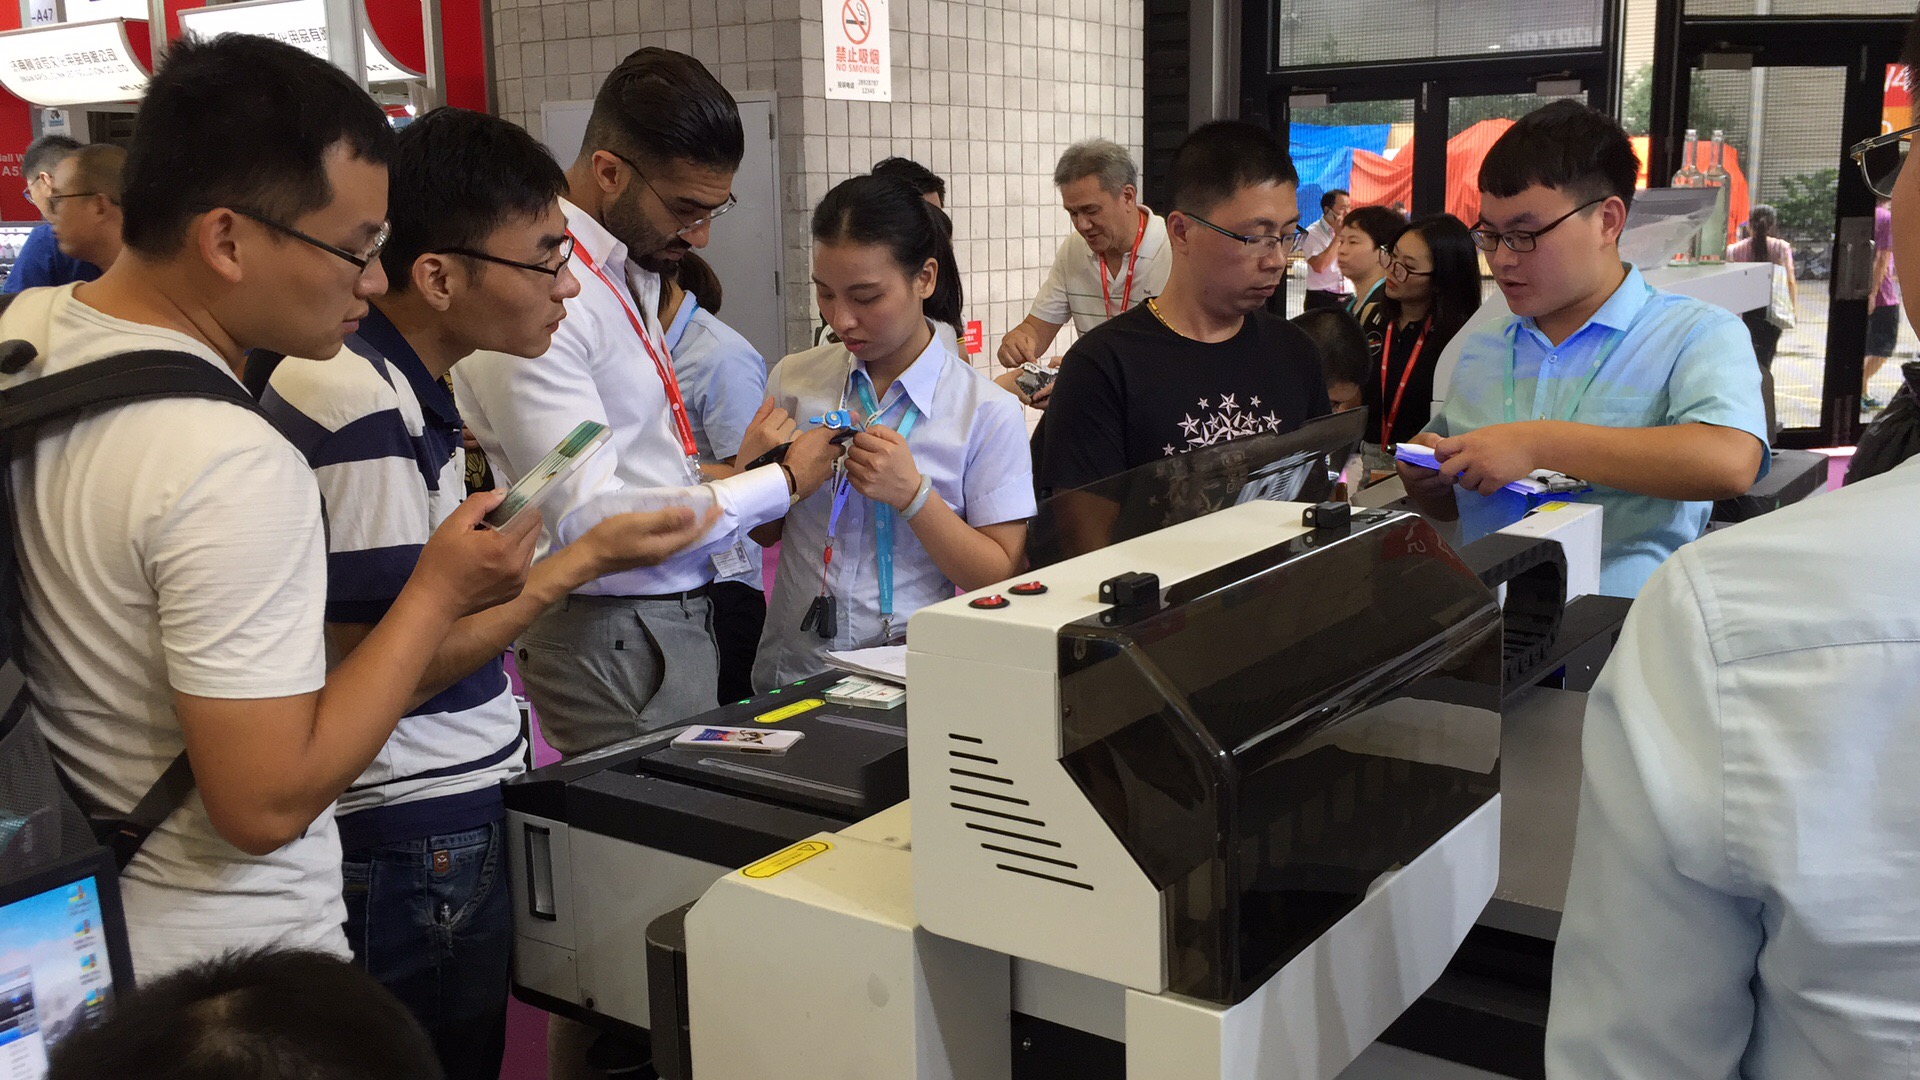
top-left (453, 50), bottom-right (839, 758)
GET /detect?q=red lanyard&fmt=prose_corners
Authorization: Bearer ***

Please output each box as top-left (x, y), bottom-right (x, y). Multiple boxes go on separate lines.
top-left (1378, 316), bottom-right (1432, 447)
top-left (1100, 209), bottom-right (1149, 319)
top-left (569, 231), bottom-right (700, 462)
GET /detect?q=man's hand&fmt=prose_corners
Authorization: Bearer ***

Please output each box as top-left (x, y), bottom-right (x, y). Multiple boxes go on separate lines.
top-left (735, 397), bottom-right (798, 469)
top-left (784, 425), bottom-right (844, 499)
top-left (406, 491), bottom-right (539, 619)
top-left (993, 366), bottom-right (1056, 410)
top-left (1394, 432), bottom-right (1459, 518)
top-left (845, 425), bottom-right (922, 509)
top-left (1435, 423), bottom-right (1543, 496)
top-left (575, 504), bottom-right (721, 577)
top-left (996, 322), bottom-right (1041, 368)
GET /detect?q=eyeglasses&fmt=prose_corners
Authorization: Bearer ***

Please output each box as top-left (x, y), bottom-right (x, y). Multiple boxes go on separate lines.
top-left (432, 234), bottom-right (576, 278)
top-left (1181, 211), bottom-right (1306, 257)
top-left (227, 206), bottom-right (390, 271)
top-left (1850, 124), bottom-right (1914, 200)
top-left (1470, 196), bottom-right (1608, 253)
top-left (1374, 245), bottom-right (1393, 268)
top-left (606, 150), bottom-right (737, 238)
top-left (1385, 256), bottom-right (1433, 282)
top-left (46, 191), bottom-right (109, 211)
top-left (21, 171), bottom-right (49, 203)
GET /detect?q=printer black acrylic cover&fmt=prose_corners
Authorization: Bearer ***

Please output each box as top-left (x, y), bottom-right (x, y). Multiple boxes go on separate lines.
top-left (1055, 509), bottom-right (1502, 1006)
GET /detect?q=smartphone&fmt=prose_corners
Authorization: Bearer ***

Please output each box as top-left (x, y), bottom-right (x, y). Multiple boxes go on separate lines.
top-left (670, 725), bottom-right (805, 754)
top-left (485, 421), bottom-right (612, 530)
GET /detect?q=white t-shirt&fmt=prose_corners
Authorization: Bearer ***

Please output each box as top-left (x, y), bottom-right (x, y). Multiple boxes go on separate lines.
top-left (1027, 209), bottom-right (1173, 334)
top-left (1302, 217), bottom-right (1349, 294)
top-left (4, 285), bottom-right (338, 980)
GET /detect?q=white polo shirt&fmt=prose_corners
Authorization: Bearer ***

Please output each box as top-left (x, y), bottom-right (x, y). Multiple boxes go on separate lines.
top-left (454, 200), bottom-right (791, 597)
top-left (1028, 208), bottom-right (1173, 333)
top-left (1302, 216), bottom-right (1349, 294)
top-left (3, 285), bottom-right (338, 980)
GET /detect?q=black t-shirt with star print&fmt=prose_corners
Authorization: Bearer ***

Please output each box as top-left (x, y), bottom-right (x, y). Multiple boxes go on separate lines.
top-left (1034, 302), bottom-right (1328, 499)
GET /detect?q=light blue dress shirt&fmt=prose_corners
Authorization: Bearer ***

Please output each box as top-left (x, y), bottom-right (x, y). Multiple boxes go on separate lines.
top-left (665, 297), bottom-right (768, 587)
top-left (1548, 457), bottom-right (1920, 1079)
top-left (754, 325), bottom-right (1035, 690)
top-left (1426, 265), bottom-right (1768, 596)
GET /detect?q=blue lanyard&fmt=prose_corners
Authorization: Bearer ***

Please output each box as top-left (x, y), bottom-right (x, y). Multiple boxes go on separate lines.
top-left (822, 367), bottom-right (920, 638)
top-left (1502, 321), bottom-right (1628, 424)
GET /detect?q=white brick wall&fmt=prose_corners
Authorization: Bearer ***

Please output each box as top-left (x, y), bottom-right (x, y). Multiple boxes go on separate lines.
top-left (490, 0), bottom-right (1147, 373)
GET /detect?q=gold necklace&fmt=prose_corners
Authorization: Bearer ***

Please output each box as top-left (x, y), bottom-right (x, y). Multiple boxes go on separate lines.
top-left (1146, 296), bottom-right (1189, 339)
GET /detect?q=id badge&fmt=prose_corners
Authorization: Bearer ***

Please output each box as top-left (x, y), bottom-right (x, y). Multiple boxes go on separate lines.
top-left (711, 538), bottom-right (753, 578)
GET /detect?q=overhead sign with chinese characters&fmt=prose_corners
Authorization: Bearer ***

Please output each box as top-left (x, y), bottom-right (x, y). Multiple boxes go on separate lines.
top-left (0, 19), bottom-right (149, 107)
top-left (179, 0), bottom-right (421, 84)
top-left (822, 0), bottom-right (888, 101)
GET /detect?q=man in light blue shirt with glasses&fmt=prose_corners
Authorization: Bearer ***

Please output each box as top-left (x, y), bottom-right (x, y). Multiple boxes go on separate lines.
top-left (1398, 101), bottom-right (1767, 597)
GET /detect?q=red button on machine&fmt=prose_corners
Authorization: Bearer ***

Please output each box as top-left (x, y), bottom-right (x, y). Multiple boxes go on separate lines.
top-left (969, 595), bottom-right (1011, 610)
top-left (1008, 581), bottom-right (1048, 596)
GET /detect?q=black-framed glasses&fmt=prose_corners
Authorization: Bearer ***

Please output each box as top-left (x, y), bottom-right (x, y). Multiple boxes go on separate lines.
top-left (1374, 244), bottom-right (1393, 268)
top-left (606, 150), bottom-right (737, 238)
top-left (21, 170), bottom-right (49, 203)
top-left (1851, 124), bottom-right (1914, 200)
top-left (47, 191), bottom-right (109, 211)
top-left (1181, 210), bottom-right (1306, 257)
top-left (1386, 255), bottom-right (1433, 283)
top-left (227, 206), bottom-right (389, 271)
top-left (432, 234), bottom-right (576, 278)
top-left (1470, 196), bottom-right (1608, 253)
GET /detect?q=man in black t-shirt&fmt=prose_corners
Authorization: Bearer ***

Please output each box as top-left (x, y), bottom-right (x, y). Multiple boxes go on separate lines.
top-left (1036, 121), bottom-right (1327, 502)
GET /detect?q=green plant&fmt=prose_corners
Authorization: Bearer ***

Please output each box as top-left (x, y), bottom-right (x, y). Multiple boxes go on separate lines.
top-left (1773, 168), bottom-right (1838, 238)
top-left (1619, 63), bottom-right (1740, 139)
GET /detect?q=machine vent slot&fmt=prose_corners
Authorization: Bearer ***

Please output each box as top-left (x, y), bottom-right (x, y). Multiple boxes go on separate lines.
top-left (948, 733), bottom-right (985, 744)
top-left (950, 802), bottom-right (1046, 828)
top-left (949, 767), bottom-right (1013, 785)
top-left (964, 822), bottom-right (1062, 848)
top-left (980, 843), bottom-right (1080, 870)
top-left (995, 863), bottom-right (1094, 891)
top-left (948, 750), bottom-right (1000, 765)
top-left (950, 785), bottom-right (1030, 806)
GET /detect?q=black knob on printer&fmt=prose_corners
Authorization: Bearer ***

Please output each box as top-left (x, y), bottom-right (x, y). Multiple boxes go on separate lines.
top-left (1099, 571), bottom-right (1159, 609)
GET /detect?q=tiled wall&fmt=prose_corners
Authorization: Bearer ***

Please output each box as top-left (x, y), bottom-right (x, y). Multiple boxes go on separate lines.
top-left (490, 0), bottom-right (1147, 375)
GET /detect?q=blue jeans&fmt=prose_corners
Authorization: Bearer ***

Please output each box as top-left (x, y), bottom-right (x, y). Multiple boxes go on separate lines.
top-left (342, 819), bottom-right (512, 1080)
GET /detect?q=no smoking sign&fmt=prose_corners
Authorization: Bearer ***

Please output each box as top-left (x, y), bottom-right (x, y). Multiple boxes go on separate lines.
top-left (823, 0), bottom-right (889, 101)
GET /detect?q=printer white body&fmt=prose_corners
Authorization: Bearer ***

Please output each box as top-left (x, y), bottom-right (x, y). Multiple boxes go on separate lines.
top-left (683, 501), bottom-right (1505, 1079)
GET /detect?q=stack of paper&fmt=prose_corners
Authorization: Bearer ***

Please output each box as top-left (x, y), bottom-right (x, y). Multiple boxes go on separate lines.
top-left (824, 645), bottom-right (907, 686)
top-left (1393, 443), bottom-right (1588, 497)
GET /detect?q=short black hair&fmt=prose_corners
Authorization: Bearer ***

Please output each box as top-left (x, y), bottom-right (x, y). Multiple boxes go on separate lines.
top-left (582, 48), bottom-right (743, 172)
top-left (1292, 308), bottom-right (1370, 390)
top-left (1906, 10), bottom-right (1920, 78)
top-left (66, 143), bottom-right (127, 202)
top-left (1167, 121), bottom-right (1299, 217)
top-left (122, 34), bottom-right (392, 258)
top-left (871, 156), bottom-right (946, 202)
top-left (1321, 188), bottom-right (1349, 211)
top-left (46, 949), bottom-right (442, 1080)
top-left (1341, 205), bottom-right (1406, 249)
top-left (1477, 100), bottom-right (1639, 214)
top-left (379, 107), bottom-right (567, 292)
top-left (22, 133), bottom-right (80, 181)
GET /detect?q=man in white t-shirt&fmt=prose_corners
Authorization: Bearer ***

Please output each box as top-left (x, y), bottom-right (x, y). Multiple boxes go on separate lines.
top-left (996, 139), bottom-right (1173, 388)
top-left (1299, 188), bottom-right (1351, 311)
top-left (6, 36), bottom-right (563, 981)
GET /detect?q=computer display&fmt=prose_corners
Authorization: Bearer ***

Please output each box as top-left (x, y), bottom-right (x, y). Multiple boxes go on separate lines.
top-left (0, 851), bottom-right (130, 1080)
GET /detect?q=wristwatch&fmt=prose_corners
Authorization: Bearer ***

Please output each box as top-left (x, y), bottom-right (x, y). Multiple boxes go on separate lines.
top-left (899, 476), bottom-right (935, 521)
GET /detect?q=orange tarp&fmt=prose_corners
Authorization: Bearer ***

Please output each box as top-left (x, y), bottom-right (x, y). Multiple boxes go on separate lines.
top-left (1349, 119), bottom-right (1751, 243)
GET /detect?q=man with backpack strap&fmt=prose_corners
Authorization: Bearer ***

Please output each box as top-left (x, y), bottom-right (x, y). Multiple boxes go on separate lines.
top-left (0, 36), bottom-right (698, 982)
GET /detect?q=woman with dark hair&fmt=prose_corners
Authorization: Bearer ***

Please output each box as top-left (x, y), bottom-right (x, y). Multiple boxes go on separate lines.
top-left (750, 174), bottom-right (1035, 688)
top-left (1370, 213), bottom-right (1483, 448)
top-left (1727, 203), bottom-right (1794, 436)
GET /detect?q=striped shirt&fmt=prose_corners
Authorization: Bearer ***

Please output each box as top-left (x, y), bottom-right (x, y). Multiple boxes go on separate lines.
top-left (262, 306), bottom-right (524, 850)
top-left (1028, 208), bottom-right (1173, 333)
top-left (664, 295), bottom-right (766, 588)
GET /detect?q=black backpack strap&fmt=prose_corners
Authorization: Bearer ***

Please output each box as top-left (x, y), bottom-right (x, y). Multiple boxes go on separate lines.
top-left (2, 346), bottom-right (267, 869)
top-left (0, 348), bottom-right (264, 434)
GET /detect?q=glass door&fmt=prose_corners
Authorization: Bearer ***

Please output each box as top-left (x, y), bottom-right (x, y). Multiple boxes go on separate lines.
top-left (1284, 96), bottom-right (1417, 319)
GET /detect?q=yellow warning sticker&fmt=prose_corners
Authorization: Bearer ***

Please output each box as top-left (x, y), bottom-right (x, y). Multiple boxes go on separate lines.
top-left (754, 697), bottom-right (823, 724)
top-left (742, 840), bottom-right (832, 879)
top-left (1534, 501), bottom-right (1571, 513)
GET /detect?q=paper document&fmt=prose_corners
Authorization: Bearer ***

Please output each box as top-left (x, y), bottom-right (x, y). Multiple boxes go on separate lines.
top-left (1393, 443), bottom-right (1590, 497)
top-left (825, 645), bottom-right (908, 685)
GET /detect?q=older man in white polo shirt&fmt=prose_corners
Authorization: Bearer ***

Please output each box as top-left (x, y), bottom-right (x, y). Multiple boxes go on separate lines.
top-left (996, 140), bottom-right (1173, 384)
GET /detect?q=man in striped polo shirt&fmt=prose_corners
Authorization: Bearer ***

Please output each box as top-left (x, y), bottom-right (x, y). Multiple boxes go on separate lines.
top-left (260, 108), bottom-right (712, 1080)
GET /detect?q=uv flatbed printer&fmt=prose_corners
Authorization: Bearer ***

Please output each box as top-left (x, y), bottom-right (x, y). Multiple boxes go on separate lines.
top-left (505, 500), bottom-right (1508, 1079)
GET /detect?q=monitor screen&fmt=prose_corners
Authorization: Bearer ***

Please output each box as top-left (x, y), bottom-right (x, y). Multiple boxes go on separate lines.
top-left (0, 860), bottom-right (121, 1080)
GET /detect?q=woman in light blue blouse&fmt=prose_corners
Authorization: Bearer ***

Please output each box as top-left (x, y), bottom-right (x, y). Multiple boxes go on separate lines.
top-left (751, 175), bottom-right (1035, 690)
